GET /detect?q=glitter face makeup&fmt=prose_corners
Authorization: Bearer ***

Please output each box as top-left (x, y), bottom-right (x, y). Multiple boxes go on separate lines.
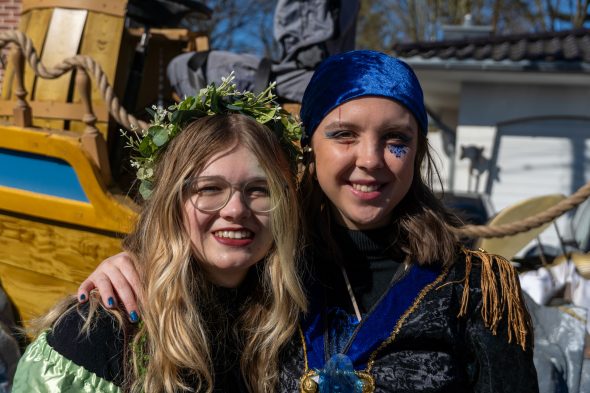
top-left (388, 144), bottom-right (409, 158)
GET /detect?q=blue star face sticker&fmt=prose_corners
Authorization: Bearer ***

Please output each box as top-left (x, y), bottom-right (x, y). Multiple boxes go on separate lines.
top-left (388, 145), bottom-right (408, 158)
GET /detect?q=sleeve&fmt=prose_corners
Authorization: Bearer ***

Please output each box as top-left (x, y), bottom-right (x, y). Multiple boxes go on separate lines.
top-left (12, 331), bottom-right (121, 393)
top-left (459, 250), bottom-right (539, 393)
top-left (464, 299), bottom-right (539, 393)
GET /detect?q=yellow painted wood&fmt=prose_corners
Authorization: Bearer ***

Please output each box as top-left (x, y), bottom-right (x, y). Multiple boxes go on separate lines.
top-left (0, 213), bottom-right (122, 284)
top-left (0, 124), bottom-right (138, 233)
top-left (0, 12), bottom-right (33, 101)
top-left (0, 99), bottom-right (108, 121)
top-left (22, 0), bottom-right (127, 17)
top-left (21, 9), bottom-right (54, 103)
top-left (33, 8), bottom-right (87, 130)
top-left (70, 11), bottom-right (125, 138)
top-left (0, 8), bottom-right (47, 107)
top-left (0, 262), bottom-right (79, 322)
top-left (477, 194), bottom-right (566, 260)
top-left (0, 213), bottom-right (123, 322)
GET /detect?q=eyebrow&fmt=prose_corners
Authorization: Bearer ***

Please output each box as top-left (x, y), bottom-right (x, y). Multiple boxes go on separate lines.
top-left (194, 175), bottom-right (269, 182)
top-left (322, 121), bottom-right (415, 134)
top-left (322, 121), bottom-right (359, 131)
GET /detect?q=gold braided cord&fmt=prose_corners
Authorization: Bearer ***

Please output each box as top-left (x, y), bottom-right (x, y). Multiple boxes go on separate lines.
top-left (298, 325), bottom-right (309, 372)
top-left (456, 178), bottom-right (590, 239)
top-left (365, 264), bottom-right (451, 373)
top-left (0, 30), bottom-right (148, 131)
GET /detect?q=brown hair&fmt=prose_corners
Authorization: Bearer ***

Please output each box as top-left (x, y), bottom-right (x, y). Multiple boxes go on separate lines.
top-left (300, 131), bottom-right (462, 265)
top-left (121, 114), bottom-right (306, 392)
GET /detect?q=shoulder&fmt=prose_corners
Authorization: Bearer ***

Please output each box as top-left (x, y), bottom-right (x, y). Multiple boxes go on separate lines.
top-left (447, 248), bottom-right (533, 350)
top-left (46, 302), bottom-right (128, 386)
top-left (13, 329), bottom-right (122, 393)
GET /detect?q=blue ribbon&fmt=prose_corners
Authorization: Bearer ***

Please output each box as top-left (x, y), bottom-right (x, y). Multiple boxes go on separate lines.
top-left (302, 264), bottom-right (442, 371)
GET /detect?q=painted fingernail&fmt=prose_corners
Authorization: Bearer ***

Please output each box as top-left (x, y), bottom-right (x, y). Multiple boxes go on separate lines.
top-left (79, 294), bottom-right (86, 301)
top-left (107, 297), bottom-right (115, 307)
top-left (130, 311), bottom-right (139, 323)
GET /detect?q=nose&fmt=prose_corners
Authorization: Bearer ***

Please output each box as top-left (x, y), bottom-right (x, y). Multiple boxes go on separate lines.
top-left (355, 137), bottom-right (385, 171)
top-left (219, 190), bottom-right (251, 220)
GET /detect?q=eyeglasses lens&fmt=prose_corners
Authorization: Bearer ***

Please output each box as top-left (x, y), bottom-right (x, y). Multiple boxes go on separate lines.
top-left (187, 178), bottom-right (273, 213)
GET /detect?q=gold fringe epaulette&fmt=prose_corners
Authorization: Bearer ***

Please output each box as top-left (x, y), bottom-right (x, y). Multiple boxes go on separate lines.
top-left (458, 248), bottom-right (531, 350)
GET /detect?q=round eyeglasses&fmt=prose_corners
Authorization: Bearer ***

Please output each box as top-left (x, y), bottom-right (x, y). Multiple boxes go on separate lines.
top-left (184, 176), bottom-right (276, 213)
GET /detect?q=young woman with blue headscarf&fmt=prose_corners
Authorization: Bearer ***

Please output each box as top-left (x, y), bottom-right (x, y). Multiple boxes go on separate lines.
top-left (77, 50), bottom-right (538, 393)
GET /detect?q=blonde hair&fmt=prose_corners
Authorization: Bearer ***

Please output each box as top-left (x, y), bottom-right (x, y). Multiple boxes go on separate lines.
top-left (124, 114), bottom-right (306, 392)
top-left (300, 131), bottom-right (461, 265)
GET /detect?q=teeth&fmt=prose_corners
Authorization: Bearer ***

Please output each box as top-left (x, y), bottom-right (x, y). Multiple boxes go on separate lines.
top-left (352, 183), bottom-right (379, 192)
top-left (214, 230), bottom-right (252, 239)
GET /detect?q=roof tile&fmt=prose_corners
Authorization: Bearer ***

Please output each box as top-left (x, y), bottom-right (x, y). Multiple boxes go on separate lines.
top-left (392, 28), bottom-right (590, 63)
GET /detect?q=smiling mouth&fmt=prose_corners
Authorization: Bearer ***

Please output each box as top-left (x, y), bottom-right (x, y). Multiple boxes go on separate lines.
top-left (351, 183), bottom-right (382, 193)
top-left (213, 230), bottom-right (254, 239)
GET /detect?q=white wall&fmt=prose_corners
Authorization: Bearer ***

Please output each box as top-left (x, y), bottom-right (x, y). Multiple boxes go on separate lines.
top-left (449, 81), bottom-right (590, 254)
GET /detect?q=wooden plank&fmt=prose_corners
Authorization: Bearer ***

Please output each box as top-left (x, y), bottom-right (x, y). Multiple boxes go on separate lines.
top-left (0, 212), bottom-right (122, 286)
top-left (70, 11), bottom-right (125, 138)
top-left (20, 9), bottom-right (53, 104)
top-left (33, 8), bottom-right (87, 130)
top-left (22, 0), bottom-right (127, 17)
top-left (0, 12), bottom-right (34, 101)
top-left (0, 100), bottom-right (109, 122)
top-left (0, 262), bottom-right (79, 323)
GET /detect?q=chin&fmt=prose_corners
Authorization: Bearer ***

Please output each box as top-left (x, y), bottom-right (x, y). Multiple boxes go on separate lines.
top-left (343, 211), bottom-right (390, 230)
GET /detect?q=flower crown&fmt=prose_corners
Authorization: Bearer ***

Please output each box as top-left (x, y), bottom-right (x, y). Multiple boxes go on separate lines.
top-left (124, 73), bottom-right (302, 199)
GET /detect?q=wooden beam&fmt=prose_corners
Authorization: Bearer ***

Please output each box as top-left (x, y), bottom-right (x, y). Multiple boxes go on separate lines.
top-left (0, 100), bottom-right (109, 122)
top-left (21, 0), bottom-right (127, 17)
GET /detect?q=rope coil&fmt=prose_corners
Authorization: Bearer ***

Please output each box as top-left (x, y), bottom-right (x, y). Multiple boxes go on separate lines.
top-left (0, 30), bottom-right (148, 130)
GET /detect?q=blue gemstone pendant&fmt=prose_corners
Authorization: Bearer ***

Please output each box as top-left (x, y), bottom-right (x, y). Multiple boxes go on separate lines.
top-left (317, 354), bottom-right (364, 393)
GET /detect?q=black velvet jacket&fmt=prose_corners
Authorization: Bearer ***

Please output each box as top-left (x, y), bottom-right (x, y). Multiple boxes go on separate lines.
top-left (278, 253), bottom-right (539, 393)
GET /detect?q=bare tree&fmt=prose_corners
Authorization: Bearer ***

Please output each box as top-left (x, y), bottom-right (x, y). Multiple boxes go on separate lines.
top-left (356, 0), bottom-right (590, 48)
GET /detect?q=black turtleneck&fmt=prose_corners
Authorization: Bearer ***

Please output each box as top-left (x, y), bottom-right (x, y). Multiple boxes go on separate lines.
top-left (320, 224), bottom-right (404, 315)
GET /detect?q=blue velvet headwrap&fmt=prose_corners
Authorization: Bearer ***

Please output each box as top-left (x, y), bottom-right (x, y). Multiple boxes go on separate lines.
top-left (300, 50), bottom-right (427, 146)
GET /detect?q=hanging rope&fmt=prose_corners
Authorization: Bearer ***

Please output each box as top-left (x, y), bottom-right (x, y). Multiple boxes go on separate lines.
top-left (0, 30), bottom-right (148, 130)
top-left (456, 179), bottom-right (590, 239)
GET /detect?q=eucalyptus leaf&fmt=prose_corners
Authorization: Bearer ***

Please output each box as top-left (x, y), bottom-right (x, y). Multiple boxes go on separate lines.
top-left (138, 137), bottom-right (155, 157)
top-left (145, 107), bottom-right (156, 117)
top-left (139, 180), bottom-right (153, 199)
top-left (152, 127), bottom-right (169, 147)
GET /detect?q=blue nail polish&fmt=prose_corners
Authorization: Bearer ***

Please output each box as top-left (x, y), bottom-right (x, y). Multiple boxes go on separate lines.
top-left (79, 294), bottom-right (86, 301)
top-left (107, 297), bottom-right (115, 307)
top-left (130, 311), bottom-right (139, 323)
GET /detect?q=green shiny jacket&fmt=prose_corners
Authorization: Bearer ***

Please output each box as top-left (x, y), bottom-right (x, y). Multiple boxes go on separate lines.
top-left (12, 331), bottom-right (121, 393)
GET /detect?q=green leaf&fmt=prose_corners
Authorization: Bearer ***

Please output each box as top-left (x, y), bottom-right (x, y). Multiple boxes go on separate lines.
top-left (138, 137), bottom-right (154, 157)
top-left (152, 127), bottom-right (169, 147)
top-left (145, 107), bottom-right (156, 117)
top-left (139, 180), bottom-right (153, 199)
top-left (225, 104), bottom-right (242, 111)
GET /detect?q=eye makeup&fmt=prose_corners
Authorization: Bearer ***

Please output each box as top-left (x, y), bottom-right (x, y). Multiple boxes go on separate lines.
top-left (388, 144), bottom-right (409, 158)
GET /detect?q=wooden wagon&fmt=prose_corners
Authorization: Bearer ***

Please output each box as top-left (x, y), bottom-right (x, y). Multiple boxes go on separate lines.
top-left (0, 0), bottom-right (210, 323)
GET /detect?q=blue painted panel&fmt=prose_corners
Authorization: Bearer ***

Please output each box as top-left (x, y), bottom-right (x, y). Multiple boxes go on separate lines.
top-left (0, 148), bottom-right (89, 202)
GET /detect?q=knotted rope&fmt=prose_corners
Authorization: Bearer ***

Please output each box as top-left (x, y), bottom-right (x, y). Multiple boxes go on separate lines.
top-left (0, 30), bottom-right (148, 130)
